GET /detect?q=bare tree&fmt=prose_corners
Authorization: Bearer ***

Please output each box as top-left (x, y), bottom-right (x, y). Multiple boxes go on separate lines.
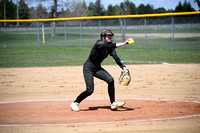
top-left (70, 0), bottom-right (88, 17)
top-left (52, 0), bottom-right (57, 36)
top-left (195, 0), bottom-right (200, 8)
top-left (27, 0), bottom-right (71, 36)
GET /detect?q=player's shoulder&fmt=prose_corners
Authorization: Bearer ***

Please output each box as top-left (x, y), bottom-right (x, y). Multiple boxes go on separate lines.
top-left (95, 40), bottom-right (104, 48)
top-left (96, 40), bottom-right (104, 45)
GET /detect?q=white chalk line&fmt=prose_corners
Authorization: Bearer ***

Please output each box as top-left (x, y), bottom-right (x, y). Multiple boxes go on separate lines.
top-left (124, 62), bottom-right (199, 67)
top-left (1, 115), bottom-right (200, 127)
top-left (0, 98), bottom-right (200, 104)
top-left (0, 98), bottom-right (199, 127)
top-left (162, 63), bottom-right (200, 67)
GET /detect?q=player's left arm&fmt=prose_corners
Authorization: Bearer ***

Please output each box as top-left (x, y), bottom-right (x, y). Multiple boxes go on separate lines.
top-left (110, 49), bottom-right (127, 70)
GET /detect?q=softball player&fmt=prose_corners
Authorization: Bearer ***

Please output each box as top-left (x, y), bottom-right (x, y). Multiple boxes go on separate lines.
top-left (70, 29), bottom-right (130, 111)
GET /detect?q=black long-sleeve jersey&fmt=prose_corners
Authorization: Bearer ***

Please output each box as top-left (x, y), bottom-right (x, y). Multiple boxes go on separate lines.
top-left (87, 40), bottom-right (126, 69)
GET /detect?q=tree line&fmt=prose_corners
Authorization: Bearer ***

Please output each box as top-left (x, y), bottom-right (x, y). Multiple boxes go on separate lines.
top-left (0, 0), bottom-right (199, 27)
top-left (0, 0), bottom-right (197, 19)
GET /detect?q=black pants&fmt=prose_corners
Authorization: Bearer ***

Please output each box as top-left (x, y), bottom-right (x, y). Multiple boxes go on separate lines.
top-left (74, 59), bottom-right (115, 104)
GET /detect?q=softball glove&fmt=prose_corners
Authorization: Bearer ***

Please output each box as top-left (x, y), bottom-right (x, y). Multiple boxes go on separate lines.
top-left (119, 69), bottom-right (131, 86)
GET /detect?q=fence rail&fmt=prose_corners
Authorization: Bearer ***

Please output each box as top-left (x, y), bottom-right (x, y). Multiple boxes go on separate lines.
top-left (0, 11), bottom-right (200, 22)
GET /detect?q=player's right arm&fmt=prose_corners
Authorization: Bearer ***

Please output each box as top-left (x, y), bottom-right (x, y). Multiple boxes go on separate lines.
top-left (116, 38), bottom-right (131, 48)
top-left (96, 39), bottom-right (129, 49)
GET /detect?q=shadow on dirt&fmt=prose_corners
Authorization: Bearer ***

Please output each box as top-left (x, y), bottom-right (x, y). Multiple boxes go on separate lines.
top-left (80, 106), bottom-right (141, 111)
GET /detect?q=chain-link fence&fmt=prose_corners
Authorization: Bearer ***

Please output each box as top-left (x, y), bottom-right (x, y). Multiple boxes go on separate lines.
top-left (0, 12), bottom-right (200, 50)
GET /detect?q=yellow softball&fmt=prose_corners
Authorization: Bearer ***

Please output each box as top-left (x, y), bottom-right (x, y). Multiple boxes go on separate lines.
top-left (128, 38), bottom-right (134, 45)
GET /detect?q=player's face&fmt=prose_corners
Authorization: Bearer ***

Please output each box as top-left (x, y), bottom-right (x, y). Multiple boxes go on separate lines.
top-left (105, 34), bottom-right (113, 43)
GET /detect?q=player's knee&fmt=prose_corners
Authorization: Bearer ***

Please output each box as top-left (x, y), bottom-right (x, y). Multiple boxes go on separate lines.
top-left (86, 88), bottom-right (94, 96)
top-left (107, 77), bottom-right (114, 84)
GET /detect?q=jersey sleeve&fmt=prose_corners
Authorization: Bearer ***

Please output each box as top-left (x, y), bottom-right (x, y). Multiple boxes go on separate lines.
top-left (110, 49), bottom-right (126, 69)
top-left (96, 40), bottom-right (117, 49)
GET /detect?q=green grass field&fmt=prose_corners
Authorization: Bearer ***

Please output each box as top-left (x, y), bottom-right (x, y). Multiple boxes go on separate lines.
top-left (0, 28), bottom-right (200, 68)
top-left (1, 28), bottom-right (200, 49)
top-left (0, 47), bottom-right (199, 68)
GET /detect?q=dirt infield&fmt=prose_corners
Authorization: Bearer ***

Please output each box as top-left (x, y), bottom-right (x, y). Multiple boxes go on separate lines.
top-left (0, 64), bottom-right (200, 132)
top-left (0, 99), bottom-right (200, 126)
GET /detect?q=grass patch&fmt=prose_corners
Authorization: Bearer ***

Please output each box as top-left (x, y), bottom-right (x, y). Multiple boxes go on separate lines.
top-left (0, 28), bottom-right (199, 68)
top-left (1, 29), bottom-right (200, 49)
top-left (0, 47), bottom-right (199, 68)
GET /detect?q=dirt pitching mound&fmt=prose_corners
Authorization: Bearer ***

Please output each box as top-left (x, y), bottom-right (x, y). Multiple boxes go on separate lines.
top-left (0, 99), bottom-right (199, 126)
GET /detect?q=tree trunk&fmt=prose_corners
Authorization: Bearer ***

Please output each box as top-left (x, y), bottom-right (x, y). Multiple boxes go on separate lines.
top-left (52, 0), bottom-right (57, 37)
top-left (3, 0), bottom-right (6, 27)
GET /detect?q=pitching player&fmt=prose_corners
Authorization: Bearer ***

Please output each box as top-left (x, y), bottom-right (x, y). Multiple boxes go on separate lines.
top-left (70, 29), bottom-right (130, 111)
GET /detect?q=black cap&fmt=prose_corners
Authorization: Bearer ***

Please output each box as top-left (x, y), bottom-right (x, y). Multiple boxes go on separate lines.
top-left (100, 30), bottom-right (114, 37)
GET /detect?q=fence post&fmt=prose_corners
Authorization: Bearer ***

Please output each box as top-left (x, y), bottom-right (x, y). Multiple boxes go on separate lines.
top-left (120, 19), bottom-right (124, 42)
top-left (145, 17), bottom-right (147, 49)
top-left (64, 21), bottom-right (67, 47)
top-left (42, 24), bottom-right (45, 44)
top-left (80, 20), bottom-right (82, 47)
top-left (172, 16), bottom-right (175, 50)
top-left (51, 22), bottom-right (53, 47)
top-left (37, 20), bottom-right (40, 47)
top-left (99, 19), bottom-right (101, 35)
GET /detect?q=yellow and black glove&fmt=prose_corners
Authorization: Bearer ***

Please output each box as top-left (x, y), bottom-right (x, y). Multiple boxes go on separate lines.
top-left (119, 69), bottom-right (131, 86)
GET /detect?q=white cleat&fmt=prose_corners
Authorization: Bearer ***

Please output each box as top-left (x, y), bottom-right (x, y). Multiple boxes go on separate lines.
top-left (70, 102), bottom-right (79, 112)
top-left (111, 101), bottom-right (126, 110)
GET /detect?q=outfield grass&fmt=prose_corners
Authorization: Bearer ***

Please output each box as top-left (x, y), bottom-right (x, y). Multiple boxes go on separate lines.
top-left (0, 47), bottom-right (199, 68)
top-left (1, 29), bottom-right (200, 49)
top-left (0, 28), bottom-right (199, 68)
